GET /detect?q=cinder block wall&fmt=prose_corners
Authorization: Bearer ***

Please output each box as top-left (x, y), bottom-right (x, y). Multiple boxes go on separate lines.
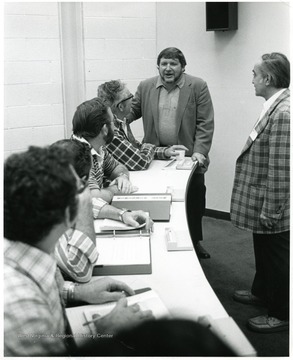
top-left (4, 2), bottom-right (157, 157)
top-left (4, 2), bottom-right (65, 159)
top-left (82, 2), bottom-right (157, 141)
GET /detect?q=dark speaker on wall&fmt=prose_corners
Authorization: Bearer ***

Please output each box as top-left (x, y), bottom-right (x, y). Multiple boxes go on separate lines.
top-left (206, 2), bottom-right (238, 31)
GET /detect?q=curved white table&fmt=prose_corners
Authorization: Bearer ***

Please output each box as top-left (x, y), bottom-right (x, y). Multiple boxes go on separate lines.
top-left (68, 160), bottom-right (256, 356)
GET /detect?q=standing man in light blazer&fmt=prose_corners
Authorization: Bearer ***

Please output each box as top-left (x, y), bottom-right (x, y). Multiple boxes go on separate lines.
top-left (126, 47), bottom-right (214, 259)
top-left (231, 53), bottom-right (290, 333)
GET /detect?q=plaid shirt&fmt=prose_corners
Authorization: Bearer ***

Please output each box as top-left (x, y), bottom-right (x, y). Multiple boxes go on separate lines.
top-left (4, 239), bottom-right (70, 356)
top-left (106, 118), bottom-right (169, 171)
top-left (231, 89), bottom-right (290, 234)
top-left (55, 198), bottom-right (106, 283)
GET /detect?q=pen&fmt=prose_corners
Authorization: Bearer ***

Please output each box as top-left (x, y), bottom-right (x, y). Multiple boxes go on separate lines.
top-left (165, 158), bottom-right (176, 168)
top-left (134, 287), bottom-right (152, 295)
top-left (82, 319), bottom-right (98, 327)
top-left (83, 314), bottom-right (101, 327)
top-left (82, 288), bottom-right (152, 326)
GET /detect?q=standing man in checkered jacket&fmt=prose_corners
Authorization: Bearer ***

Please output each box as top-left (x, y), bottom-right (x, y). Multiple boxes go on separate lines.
top-left (231, 53), bottom-right (290, 333)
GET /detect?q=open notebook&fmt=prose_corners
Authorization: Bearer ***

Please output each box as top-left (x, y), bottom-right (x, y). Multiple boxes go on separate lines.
top-left (66, 284), bottom-right (170, 348)
top-left (94, 219), bottom-right (152, 275)
top-left (83, 288), bottom-right (169, 335)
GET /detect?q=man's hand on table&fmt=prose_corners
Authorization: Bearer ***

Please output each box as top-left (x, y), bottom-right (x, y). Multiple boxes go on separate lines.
top-left (165, 145), bottom-right (188, 158)
top-left (122, 210), bottom-right (154, 231)
top-left (74, 277), bottom-right (135, 304)
top-left (109, 175), bottom-right (138, 193)
top-left (93, 297), bottom-right (154, 336)
top-left (191, 152), bottom-right (209, 168)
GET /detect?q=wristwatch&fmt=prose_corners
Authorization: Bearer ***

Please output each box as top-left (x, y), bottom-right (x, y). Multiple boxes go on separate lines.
top-left (118, 209), bottom-right (131, 222)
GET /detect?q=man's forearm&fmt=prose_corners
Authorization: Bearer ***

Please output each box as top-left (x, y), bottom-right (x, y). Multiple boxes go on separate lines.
top-left (110, 165), bottom-right (129, 180)
top-left (90, 185), bottom-right (118, 203)
top-left (97, 204), bottom-right (126, 221)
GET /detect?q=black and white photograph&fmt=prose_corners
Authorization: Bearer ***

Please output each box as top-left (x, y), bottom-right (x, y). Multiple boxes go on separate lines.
top-left (3, 1), bottom-right (290, 357)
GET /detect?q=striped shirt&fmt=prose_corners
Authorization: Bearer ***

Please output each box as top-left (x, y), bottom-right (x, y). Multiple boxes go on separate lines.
top-left (4, 238), bottom-right (70, 356)
top-left (55, 197), bottom-right (107, 283)
top-left (107, 118), bottom-right (169, 170)
top-left (72, 135), bottom-right (121, 191)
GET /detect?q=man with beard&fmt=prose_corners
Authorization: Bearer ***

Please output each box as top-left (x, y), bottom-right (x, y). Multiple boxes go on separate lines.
top-left (51, 139), bottom-right (153, 283)
top-left (125, 47), bottom-right (214, 259)
top-left (72, 98), bottom-right (137, 203)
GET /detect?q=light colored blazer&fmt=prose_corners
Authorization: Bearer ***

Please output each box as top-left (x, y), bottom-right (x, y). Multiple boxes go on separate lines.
top-left (128, 74), bottom-right (214, 158)
top-left (230, 89), bottom-right (290, 234)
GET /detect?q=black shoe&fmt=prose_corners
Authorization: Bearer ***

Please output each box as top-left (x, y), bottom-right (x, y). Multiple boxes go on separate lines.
top-left (195, 242), bottom-right (210, 259)
top-left (233, 290), bottom-right (265, 306)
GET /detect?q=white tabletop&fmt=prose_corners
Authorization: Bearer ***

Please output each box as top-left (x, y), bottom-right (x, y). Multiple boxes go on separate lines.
top-left (68, 160), bottom-right (256, 356)
top-left (130, 159), bottom-right (192, 193)
top-left (109, 201), bottom-right (228, 321)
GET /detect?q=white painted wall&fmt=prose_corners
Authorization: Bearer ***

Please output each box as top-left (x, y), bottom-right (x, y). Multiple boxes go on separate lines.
top-left (4, 2), bottom-right (65, 159)
top-left (82, 2), bottom-right (157, 141)
top-left (156, 2), bottom-right (290, 212)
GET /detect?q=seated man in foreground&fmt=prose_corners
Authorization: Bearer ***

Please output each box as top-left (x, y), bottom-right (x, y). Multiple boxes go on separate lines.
top-left (4, 145), bottom-right (153, 356)
top-left (72, 97), bottom-right (138, 203)
top-left (98, 80), bottom-right (187, 170)
top-left (52, 139), bottom-right (153, 282)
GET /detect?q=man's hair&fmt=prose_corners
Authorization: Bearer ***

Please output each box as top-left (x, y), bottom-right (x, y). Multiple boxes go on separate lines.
top-left (260, 52), bottom-right (290, 89)
top-left (4, 146), bottom-right (78, 245)
top-left (157, 47), bottom-right (187, 68)
top-left (119, 319), bottom-right (235, 356)
top-left (97, 80), bottom-right (125, 110)
top-left (86, 319), bottom-right (235, 356)
top-left (72, 97), bottom-right (110, 139)
top-left (51, 139), bottom-right (92, 180)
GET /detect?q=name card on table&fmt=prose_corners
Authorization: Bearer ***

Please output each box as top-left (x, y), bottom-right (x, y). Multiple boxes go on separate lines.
top-left (111, 193), bottom-right (172, 221)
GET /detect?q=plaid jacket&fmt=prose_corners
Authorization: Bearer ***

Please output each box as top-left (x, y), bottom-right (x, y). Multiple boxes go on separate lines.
top-left (230, 89), bottom-right (290, 234)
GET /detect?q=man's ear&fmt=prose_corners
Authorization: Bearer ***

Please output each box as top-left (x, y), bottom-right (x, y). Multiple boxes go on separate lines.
top-left (182, 66), bottom-right (186, 73)
top-left (117, 103), bottom-right (124, 113)
top-left (102, 123), bottom-right (108, 135)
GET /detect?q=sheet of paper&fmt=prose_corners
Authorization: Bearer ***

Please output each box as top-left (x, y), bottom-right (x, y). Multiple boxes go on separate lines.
top-left (83, 289), bottom-right (170, 334)
top-left (96, 236), bottom-right (150, 265)
top-left (98, 219), bottom-right (145, 231)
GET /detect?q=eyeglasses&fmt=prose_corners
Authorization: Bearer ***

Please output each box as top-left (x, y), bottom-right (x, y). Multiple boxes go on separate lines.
top-left (116, 94), bottom-right (134, 108)
top-left (77, 177), bottom-right (88, 194)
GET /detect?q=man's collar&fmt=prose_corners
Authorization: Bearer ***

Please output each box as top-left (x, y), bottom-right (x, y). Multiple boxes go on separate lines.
top-left (72, 134), bottom-right (101, 157)
top-left (156, 73), bottom-right (185, 89)
top-left (4, 238), bottom-right (57, 292)
top-left (114, 115), bottom-right (124, 127)
top-left (263, 88), bottom-right (287, 112)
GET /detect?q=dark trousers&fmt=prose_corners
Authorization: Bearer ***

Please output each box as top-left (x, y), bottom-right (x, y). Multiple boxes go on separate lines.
top-left (185, 173), bottom-right (206, 245)
top-left (251, 231), bottom-right (290, 320)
